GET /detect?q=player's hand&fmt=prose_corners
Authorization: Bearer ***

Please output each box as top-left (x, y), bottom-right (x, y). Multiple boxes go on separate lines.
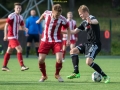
top-left (36, 20), bottom-right (40, 24)
top-left (66, 40), bottom-right (70, 46)
top-left (24, 28), bottom-right (29, 36)
top-left (86, 17), bottom-right (92, 24)
top-left (3, 36), bottom-right (8, 41)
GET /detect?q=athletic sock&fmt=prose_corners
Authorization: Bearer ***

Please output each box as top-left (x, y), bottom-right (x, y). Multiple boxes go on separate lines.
top-left (62, 50), bottom-right (66, 60)
top-left (55, 62), bottom-right (62, 75)
top-left (3, 53), bottom-right (10, 67)
top-left (90, 62), bottom-right (107, 77)
top-left (35, 47), bottom-right (39, 57)
top-left (26, 46), bottom-right (30, 58)
top-left (71, 54), bottom-right (79, 74)
top-left (17, 53), bottom-right (24, 66)
top-left (39, 62), bottom-right (46, 76)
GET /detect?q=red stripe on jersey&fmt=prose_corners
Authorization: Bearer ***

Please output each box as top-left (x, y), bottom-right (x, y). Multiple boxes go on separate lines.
top-left (7, 18), bottom-right (14, 36)
top-left (57, 21), bottom-right (62, 40)
top-left (51, 19), bottom-right (58, 42)
top-left (46, 15), bottom-right (51, 41)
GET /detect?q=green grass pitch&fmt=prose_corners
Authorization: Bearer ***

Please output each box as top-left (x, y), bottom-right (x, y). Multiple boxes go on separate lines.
top-left (0, 55), bottom-right (120, 90)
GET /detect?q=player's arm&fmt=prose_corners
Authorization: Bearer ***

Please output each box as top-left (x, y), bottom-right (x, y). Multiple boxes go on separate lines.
top-left (3, 23), bottom-right (9, 41)
top-left (61, 28), bottom-right (80, 34)
top-left (66, 27), bottom-right (71, 46)
top-left (36, 13), bottom-right (44, 24)
top-left (86, 17), bottom-right (98, 24)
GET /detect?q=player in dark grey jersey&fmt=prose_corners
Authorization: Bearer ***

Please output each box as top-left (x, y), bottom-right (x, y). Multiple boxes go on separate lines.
top-left (66, 5), bottom-right (110, 83)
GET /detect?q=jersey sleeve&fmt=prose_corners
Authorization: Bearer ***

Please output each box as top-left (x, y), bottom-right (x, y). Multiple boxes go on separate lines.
top-left (6, 14), bottom-right (14, 24)
top-left (43, 10), bottom-right (50, 18)
top-left (89, 15), bottom-right (96, 20)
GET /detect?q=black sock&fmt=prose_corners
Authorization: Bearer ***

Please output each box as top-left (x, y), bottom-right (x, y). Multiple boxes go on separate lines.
top-left (26, 46), bottom-right (30, 58)
top-left (35, 47), bottom-right (39, 57)
top-left (90, 62), bottom-right (107, 77)
top-left (71, 54), bottom-right (79, 74)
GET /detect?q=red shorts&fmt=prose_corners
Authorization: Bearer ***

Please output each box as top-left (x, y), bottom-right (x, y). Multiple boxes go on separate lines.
top-left (38, 41), bottom-right (62, 54)
top-left (62, 40), bottom-right (76, 46)
top-left (8, 39), bottom-right (20, 48)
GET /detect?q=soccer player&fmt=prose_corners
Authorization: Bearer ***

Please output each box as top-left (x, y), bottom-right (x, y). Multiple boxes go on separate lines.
top-left (25, 10), bottom-right (42, 58)
top-left (36, 4), bottom-right (71, 82)
top-left (62, 12), bottom-right (77, 62)
top-left (2, 3), bottom-right (29, 71)
top-left (66, 5), bottom-right (110, 83)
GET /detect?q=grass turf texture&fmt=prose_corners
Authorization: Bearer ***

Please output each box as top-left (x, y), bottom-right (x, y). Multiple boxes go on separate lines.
top-left (0, 55), bottom-right (119, 90)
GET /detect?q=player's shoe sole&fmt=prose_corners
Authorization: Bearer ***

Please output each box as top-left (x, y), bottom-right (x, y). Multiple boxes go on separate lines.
top-left (55, 75), bottom-right (64, 82)
top-left (39, 76), bottom-right (48, 82)
top-left (67, 73), bottom-right (80, 79)
top-left (104, 76), bottom-right (110, 83)
top-left (2, 67), bottom-right (10, 71)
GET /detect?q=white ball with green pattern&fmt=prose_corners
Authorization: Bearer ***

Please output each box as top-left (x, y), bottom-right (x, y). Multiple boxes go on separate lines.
top-left (92, 71), bottom-right (102, 82)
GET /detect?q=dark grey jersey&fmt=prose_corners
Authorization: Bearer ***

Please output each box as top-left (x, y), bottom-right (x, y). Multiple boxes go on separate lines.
top-left (77, 15), bottom-right (101, 44)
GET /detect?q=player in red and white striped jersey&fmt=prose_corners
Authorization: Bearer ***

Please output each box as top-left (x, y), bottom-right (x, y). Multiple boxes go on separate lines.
top-left (2, 3), bottom-right (29, 71)
top-left (36, 4), bottom-right (71, 82)
top-left (62, 12), bottom-right (78, 62)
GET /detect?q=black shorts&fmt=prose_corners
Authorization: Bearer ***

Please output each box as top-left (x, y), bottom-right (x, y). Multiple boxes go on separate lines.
top-left (27, 34), bottom-right (39, 43)
top-left (76, 43), bottom-right (101, 60)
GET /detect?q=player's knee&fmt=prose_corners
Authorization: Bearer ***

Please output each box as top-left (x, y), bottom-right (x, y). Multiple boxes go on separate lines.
top-left (17, 48), bottom-right (23, 53)
top-left (86, 58), bottom-right (93, 66)
top-left (38, 57), bottom-right (45, 64)
top-left (56, 58), bottom-right (62, 63)
top-left (70, 48), bottom-right (78, 54)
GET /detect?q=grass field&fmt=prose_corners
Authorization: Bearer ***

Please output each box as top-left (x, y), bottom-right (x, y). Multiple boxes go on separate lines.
top-left (0, 55), bottom-right (120, 90)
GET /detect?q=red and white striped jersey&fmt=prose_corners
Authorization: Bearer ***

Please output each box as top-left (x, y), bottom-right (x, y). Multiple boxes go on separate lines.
top-left (62, 19), bottom-right (77, 40)
top-left (41, 10), bottom-right (69, 42)
top-left (7, 12), bottom-right (24, 39)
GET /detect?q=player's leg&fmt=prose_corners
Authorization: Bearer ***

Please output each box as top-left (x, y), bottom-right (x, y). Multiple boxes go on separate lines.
top-left (85, 44), bottom-right (110, 83)
top-left (62, 40), bottom-right (67, 62)
top-left (54, 42), bottom-right (64, 82)
top-left (38, 41), bottom-right (51, 82)
top-left (15, 45), bottom-right (29, 71)
top-left (70, 40), bottom-right (76, 50)
top-left (67, 47), bottom-right (80, 79)
top-left (38, 53), bottom-right (47, 82)
top-left (67, 44), bottom-right (85, 79)
top-left (26, 35), bottom-right (32, 58)
top-left (2, 47), bottom-right (13, 71)
top-left (34, 34), bottom-right (40, 57)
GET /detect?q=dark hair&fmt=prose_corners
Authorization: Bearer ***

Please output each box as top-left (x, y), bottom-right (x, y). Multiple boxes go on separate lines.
top-left (52, 4), bottom-right (62, 12)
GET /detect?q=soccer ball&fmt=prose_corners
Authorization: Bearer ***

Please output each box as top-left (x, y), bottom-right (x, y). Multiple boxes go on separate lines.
top-left (92, 71), bottom-right (102, 82)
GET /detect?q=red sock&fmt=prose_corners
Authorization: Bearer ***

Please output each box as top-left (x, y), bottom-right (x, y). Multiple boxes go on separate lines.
top-left (55, 62), bottom-right (62, 75)
top-left (17, 53), bottom-right (24, 66)
top-left (62, 51), bottom-right (66, 60)
top-left (3, 53), bottom-right (10, 67)
top-left (39, 63), bottom-right (46, 76)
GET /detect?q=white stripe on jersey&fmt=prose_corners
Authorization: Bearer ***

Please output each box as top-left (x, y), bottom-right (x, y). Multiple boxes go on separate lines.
top-left (7, 12), bottom-right (23, 39)
top-left (53, 19), bottom-right (62, 42)
top-left (41, 10), bottom-right (68, 42)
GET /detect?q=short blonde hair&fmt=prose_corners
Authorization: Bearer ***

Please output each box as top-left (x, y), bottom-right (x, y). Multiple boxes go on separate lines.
top-left (52, 4), bottom-right (62, 13)
top-left (14, 2), bottom-right (21, 7)
top-left (67, 11), bottom-right (73, 15)
top-left (78, 5), bottom-right (89, 13)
